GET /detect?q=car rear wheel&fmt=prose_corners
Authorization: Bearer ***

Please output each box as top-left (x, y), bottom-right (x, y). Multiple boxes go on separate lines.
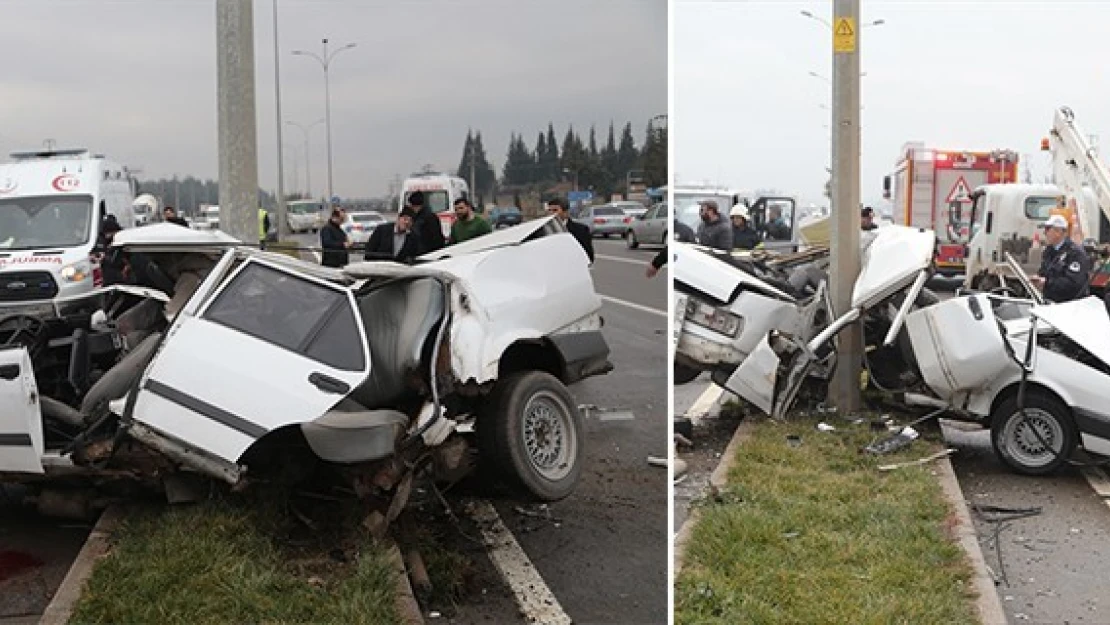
top-left (990, 390), bottom-right (1077, 476)
top-left (627, 230), bottom-right (639, 249)
top-left (479, 371), bottom-right (583, 501)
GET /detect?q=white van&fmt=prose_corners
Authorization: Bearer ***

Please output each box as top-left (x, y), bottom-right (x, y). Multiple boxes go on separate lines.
top-left (0, 148), bottom-right (135, 313)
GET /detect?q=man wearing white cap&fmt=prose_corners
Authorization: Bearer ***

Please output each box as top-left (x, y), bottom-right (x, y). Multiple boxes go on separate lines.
top-left (1030, 214), bottom-right (1091, 302)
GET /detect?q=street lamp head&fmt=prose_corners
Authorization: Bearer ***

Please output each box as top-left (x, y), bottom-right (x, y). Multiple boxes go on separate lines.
top-left (291, 50), bottom-right (306, 56)
top-left (871, 19), bottom-right (886, 26)
top-left (342, 43), bottom-right (357, 51)
top-left (800, 10), bottom-right (814, 18)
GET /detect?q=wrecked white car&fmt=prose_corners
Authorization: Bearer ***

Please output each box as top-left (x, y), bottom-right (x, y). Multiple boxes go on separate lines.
top-left (0, 218), bottom-right (611, 514)
top-left (675, 225), bottom-right (1110, 476)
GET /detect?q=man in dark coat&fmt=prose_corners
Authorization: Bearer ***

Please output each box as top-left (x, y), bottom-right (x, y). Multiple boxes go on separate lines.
top-left (162, 206), bottom-right (189, 227)
top-left (545, 197), bottom-right (594, 263)
top-left (364, 209), bottom-right (422, 263)
top-left (319, 207), bottom-right (351, 268)
top-left (406, 191), bottom-right (445, 253)
top-left (94, 217), bottom-right (127, 286)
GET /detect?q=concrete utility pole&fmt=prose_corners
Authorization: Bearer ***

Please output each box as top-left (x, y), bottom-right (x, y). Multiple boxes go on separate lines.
top-left (217, 0), bottom-right (260, 245)
top-left (272, 0), bottom-right (288, 239)
top-left (827, 0), bottom-right (863, 411)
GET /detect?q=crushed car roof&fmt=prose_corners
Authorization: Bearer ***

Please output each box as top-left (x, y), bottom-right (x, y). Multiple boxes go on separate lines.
top-left (111, 223), bottom-right (241, 249)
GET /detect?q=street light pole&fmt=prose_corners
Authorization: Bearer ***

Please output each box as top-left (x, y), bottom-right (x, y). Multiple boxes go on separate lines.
top-left (828, 0), bottom-right (863, 411)
top-left (286, 119), bottom-right (323, 198)
top-left (292, 39), bottom-right (356, 209)
top-left (272, 0), bottom-right (288, 239)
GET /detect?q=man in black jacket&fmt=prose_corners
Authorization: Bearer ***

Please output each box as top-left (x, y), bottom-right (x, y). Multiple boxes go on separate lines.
top-left (406, 191), bottom-right (445, 253)
top-left (364, 209), bottom-right (422, 263)
top-left (546, 197), bottom-right (594, 263)
top-left (319, 208), bottom-right (351, 268)
top-left (162, 206), bottom-right (189, 227)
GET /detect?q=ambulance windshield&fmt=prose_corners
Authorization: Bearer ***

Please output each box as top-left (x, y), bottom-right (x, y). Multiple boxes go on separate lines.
top-left (0, 195), bottom-right (94, 250)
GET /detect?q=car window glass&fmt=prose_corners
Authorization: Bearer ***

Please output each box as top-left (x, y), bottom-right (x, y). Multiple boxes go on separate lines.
top-left (204, 263), bottom-right (362, 370)
top-left (303, 300), bottom-right (365, 370)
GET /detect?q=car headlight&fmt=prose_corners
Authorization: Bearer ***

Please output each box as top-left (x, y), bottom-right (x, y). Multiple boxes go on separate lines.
top-left (60, 260), bottom-right (91, 283)
top-left (685, 299), bottom-right (743, 337)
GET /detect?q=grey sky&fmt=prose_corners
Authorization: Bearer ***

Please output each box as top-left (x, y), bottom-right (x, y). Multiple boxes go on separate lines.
top-left (674, 0), bottom-right (1110, 209)
top-left (0, 0), bottom-right (665, 199)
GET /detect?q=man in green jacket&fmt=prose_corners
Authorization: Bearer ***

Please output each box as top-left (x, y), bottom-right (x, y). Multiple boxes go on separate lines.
top-left (449, 197), bottom-right (492, 244)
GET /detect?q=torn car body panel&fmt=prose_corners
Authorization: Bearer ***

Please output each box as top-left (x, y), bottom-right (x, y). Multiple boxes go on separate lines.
top-left (0, 347), bottom-right (45, 474)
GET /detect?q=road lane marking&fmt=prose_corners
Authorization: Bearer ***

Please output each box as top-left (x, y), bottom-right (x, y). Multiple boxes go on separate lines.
top-left (466, 499), bottom-right (573, 625)
top-left (596, 253), bottom-right (647, 266)
top-left (600, 295), bottom-right (667, 318)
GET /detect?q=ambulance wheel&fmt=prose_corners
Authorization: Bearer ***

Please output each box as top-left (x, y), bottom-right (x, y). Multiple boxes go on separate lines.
top-left (991, 390), bottom-right (1077, 476)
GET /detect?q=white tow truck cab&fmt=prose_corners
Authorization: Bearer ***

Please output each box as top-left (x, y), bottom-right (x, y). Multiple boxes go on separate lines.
top-left (399, 173), bottom-right (470, 238)
top-left (0, 148), bottom-right (135, 315)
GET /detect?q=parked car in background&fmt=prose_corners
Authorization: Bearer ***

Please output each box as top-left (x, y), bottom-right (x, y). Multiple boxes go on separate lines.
top-left (573, 203), bottom-right (630, 238)
top-left (343, 210), bottom-right (386, 246)
top-left (287, 200), bottom-right (325, 233)
top-left (626, 202), bottom-right (669, 248)
top-left (613, 200), bottom-right (648, 219)
top-left (488, 206), bottom-right (524, 228)
top-left (192, 205), bottom-right (220, 230)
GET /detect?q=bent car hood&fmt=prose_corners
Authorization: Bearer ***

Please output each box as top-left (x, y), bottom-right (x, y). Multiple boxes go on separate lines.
top-left (673, 242), bottom-right (795, 304)
top-left (1030, 296), bottom-right (1110, 367)
top-left (852, 226), bottom-right (936, 309)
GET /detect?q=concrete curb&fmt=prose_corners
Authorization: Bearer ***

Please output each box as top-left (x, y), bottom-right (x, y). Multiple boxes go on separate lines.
top-left (673, 418), bottom-right (754, 575)
top-left (934, 455), bottom-right (1009, 625)
top-left (385, 540), bottom-right (425, 625)
top-left (38, 505), bottom-right (127, 625)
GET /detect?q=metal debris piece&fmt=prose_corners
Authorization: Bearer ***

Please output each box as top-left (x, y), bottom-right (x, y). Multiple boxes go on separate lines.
top-left (877, 448), bottom-right (957, 471)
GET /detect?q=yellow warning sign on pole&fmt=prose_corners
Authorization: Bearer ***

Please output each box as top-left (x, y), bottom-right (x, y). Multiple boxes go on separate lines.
top-left (833, 16), bottom-right (855, 53)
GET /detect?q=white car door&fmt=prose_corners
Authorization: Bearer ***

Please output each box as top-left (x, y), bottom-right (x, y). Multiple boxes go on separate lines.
top-left (129, 258), bottom-right (371, 465)
top-left (0, 348), bottom-right (44, 473)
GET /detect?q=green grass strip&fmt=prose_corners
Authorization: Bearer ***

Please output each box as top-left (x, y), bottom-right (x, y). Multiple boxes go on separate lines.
top-left (675, 416), bottom-right (979, 625)
top-left (70, 499), bottom-right (398, 625)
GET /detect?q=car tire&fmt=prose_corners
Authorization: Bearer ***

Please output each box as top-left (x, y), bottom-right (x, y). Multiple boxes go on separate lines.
top-left (673, 363), bottom-right (700, 385)
top-left (990, 389), bottom-right (1078, 476)
top-left (627, 230), bottom-right (639, 249)
top-left (478, 370), bottom-right (584, 501)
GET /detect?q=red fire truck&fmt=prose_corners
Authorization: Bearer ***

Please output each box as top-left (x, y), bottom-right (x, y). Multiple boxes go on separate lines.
top-left (883, 143), bottom-right (1019, 276)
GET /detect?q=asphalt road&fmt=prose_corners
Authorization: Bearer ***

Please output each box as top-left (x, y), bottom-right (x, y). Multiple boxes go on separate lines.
top-left (0, 486), bottom-right (91, 623)
top-left (290, 230), bottom-right (670, 623)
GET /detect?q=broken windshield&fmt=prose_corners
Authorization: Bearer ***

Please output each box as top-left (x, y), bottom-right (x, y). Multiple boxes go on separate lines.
top-left (0, 195), bottom-right (94, 250)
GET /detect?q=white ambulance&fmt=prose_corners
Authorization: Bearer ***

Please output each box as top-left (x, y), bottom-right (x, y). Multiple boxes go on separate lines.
top-left (399, 173), bottom-right (470, 237)
top-left (0, 148), bottom-right (135, 314)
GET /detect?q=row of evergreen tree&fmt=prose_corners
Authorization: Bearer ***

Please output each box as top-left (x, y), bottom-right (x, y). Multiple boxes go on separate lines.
top-left (457, 118), bottom-right (667, 204)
